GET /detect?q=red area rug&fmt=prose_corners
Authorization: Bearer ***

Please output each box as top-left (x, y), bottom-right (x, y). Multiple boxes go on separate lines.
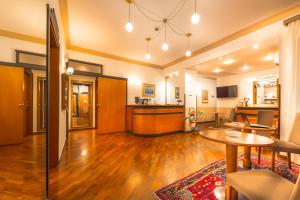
top-left (154, 154), bottom-right (299, 200)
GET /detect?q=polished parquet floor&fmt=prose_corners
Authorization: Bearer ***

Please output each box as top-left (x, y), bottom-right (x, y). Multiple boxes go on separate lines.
top-left (49, 129), bottom-right (226, 200)
top-left (0, 134), bottom-right (46, 200)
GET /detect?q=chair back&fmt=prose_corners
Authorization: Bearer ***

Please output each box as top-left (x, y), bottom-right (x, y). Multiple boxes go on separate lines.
top-left (288, 113), bottom-right (300, 145)
top-left (229, 108), bottom-right (236, 122)
top-left (257, 110), bottom-right (274, 126)
top-left (290, 173), bottom-right (300, 200)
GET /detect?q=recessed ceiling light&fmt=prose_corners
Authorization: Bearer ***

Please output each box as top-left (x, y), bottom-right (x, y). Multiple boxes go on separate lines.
top-left (213, 68), bottom-right (222, 73)
top-left (263, 54), bottom-right (274, 61)
top-left (223, 58), bottom-right (235, 65)
top-left (241, 65), bottom-right (250, 70)
top-left (252, 44), bottom-right (259, 49)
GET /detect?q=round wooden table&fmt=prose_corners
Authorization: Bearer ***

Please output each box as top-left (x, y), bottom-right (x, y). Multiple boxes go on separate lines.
top-left (224, 122), bottom-right (278, 168)
top-left (199, 129), bottom-right (274, 200)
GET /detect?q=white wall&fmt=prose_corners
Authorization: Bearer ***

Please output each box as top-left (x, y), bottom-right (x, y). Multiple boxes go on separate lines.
top-left (185, 70), bottom-right (217, 122)
top-left (0, 36), bottom-right (45, 62)
top-left (67, 50), bottom-right (165, 105)
top-left (216, 67), bottom-right (279, 108)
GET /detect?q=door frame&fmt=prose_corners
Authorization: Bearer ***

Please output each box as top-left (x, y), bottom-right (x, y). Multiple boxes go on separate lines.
top-left (70, 80), bottom-right (94, 129)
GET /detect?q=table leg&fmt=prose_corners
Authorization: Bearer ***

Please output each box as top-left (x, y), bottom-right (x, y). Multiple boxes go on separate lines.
top-left (243, 146), bottom-right (252, 169)
top-left (226, 144), bottom-right (238, 200)
top-left (215, 113), bottom-right (219, 128)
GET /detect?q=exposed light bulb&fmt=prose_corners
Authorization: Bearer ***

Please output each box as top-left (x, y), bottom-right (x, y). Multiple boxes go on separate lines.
top-left (252, 44), bottom-right (259, 49)
top-left (191, 13), bottom-right (200, 24)
top-left (67, 67), bottom-right (74, 75)
top-left (125, 22), bottom-right (134, 32)
top-left (145, 53), bottom-right (151, 60)
top-left (185, 50), bottom-right (192, 57)
top-left (162, 42), bottom-right (169, 51)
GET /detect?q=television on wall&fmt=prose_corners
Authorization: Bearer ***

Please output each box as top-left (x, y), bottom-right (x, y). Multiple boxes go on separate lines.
top-left (216, 85), bottom-right (238, 98)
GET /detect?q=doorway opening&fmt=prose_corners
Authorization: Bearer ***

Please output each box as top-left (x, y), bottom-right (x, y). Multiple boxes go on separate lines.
top-left (71, 81), bottom-right (93, 129)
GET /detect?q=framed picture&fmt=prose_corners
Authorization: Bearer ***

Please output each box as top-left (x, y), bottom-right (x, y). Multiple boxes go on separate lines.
top-left (175, 87), bottom-right (180, 99)
top-left (142, 83), bottom-right (155, 97)
top-left (202, 90), bottom-right (209, 103)
top-left (61, 73), bottom-right (69, 110)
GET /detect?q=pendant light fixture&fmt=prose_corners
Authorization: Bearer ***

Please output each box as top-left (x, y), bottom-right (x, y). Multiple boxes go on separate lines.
top-left (145, 37), bottom-right (151, 60)
top-left (191, 0), bottom-right (200, 24)
top-left (123, 0), bottom-right (201, 58)
top-left (125, 0), bottom-right (134, 32)
top-left (161, 19), bottom-right (169, 51)
top-left (185, 33), bottom-right (192, 57)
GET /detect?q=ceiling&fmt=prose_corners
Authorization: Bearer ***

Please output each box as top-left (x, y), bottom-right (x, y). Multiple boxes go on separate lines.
top-left (0, 0), bottom-right (299, 67)
top-left (0, 0), bottom-right (46, 38)
top-left (67, 0), bottom-right (300, 65)
top-left (190, 38), bottom-right (279, 77)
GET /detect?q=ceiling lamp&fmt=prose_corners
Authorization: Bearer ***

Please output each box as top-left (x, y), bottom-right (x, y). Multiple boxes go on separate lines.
top-left (124, 0), bottom-right (198, 57)
top-left (145, 37), bottom-right (151, 60)
top-left (185, 33), bottom-right (192, 57)
top-left (161, 20), bottom-right (169, 51)
top-left (252, 44), bottom-right (259, 49)
top-left (125, 0), bottom-right (134, 32)
top-left (213, 68), bottom-right (222, 73)
top-left (191, 0), bottom-right (200, 24)
top-left (223, 58), bottom-right (235, 65)
top-left (241, 65), bottom-right (250, 70)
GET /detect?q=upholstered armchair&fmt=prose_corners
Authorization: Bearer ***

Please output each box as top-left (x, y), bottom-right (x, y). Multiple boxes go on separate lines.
top-left (272, 113), bottom-right (300, 170)
top-left (227, 169), bottom-right (300, 200)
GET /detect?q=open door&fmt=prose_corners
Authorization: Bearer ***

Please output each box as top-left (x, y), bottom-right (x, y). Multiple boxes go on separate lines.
top-left (46, 5), bottom-right (60, 169)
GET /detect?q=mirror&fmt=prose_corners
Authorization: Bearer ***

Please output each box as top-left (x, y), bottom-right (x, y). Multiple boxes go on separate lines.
top-left (253, 78), bottom-right (279, 105)
top-left (166, 74), bottom-right (183, 105)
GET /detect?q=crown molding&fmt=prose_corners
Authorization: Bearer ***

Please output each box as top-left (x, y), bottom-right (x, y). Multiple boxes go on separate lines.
top-left (0, 29), bottom-right (45, 44)
top-left (67, 44), bottom-right (163, 69)
top-left (164, 3), bottom-right (300, 68)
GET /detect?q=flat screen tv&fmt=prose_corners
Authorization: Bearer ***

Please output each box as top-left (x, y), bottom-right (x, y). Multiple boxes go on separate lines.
top-left (216, 85), bottom-right (238, 98)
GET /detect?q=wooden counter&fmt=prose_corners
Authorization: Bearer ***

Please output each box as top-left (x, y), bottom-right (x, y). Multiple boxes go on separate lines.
top-left (236, 106), bottom-right (279, 127)
top-left (127, 105), bottom-right (184, 136)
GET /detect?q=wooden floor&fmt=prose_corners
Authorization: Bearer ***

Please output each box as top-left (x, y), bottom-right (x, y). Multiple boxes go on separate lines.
top-left (49, 130), bottom-right (227, 200)
top-left (0, 134), bottom-right (46, 200)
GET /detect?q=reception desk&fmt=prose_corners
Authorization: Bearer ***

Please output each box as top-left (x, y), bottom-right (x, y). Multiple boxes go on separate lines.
top-left (127, 105), bottom-right (184, 136)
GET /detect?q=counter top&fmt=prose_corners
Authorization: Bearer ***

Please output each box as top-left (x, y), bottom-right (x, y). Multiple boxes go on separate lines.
top-left (237, 105), bottom-right (278, 110)
top-left (127, 104), bottom-right (184, 108)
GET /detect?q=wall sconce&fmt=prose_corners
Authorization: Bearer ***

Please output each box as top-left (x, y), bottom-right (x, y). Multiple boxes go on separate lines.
top-left (67, 67), bottom-right (74, 75)
top-left (129, 78), bottom-right (142, 87)
top-left (166, 71), bottom-right (179, 78)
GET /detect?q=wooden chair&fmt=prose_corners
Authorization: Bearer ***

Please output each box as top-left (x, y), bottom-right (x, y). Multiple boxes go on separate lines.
top-left (272, 113), bottom-right (300, 171)
top-left (227, 169), bottom-right (300, 200)
top-left (220, 108), bottom-right (236, 127)
top-left (255, 110), bottom-right (274, 164)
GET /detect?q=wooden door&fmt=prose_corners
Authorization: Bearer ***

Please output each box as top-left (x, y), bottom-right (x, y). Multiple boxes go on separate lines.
top-left (24, 71), bottom-right (33, 135)
top-left (0, 66), bottom-right (24, 145)
top-left (47, 6), bottom-right (60, 169)
top-left (97, 77), bottom-right (127, 134)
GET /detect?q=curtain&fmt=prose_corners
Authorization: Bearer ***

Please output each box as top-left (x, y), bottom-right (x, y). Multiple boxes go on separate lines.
top-left (280, 19), bottom-right (300, 162)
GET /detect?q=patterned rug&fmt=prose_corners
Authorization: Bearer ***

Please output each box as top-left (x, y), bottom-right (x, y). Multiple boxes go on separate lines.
top-left (154, 154), bottom-right (299, 200)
